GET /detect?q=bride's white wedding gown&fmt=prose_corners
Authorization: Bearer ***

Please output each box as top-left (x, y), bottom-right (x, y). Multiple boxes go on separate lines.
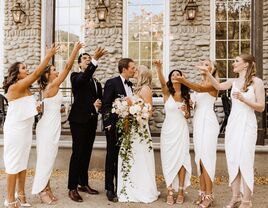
top-left (117, 97), bottom-right (159, 203)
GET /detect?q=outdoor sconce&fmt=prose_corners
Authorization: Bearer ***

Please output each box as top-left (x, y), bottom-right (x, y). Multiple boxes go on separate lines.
top-left (11, 2), bottom-right (26, 23)
top-left (184, 0), bottom-right (198, 20)
top-left (96, 0), bottom-right (109, 22)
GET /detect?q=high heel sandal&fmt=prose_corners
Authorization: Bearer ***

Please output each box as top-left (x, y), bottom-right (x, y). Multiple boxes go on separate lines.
top-left (238, 200), bottom-right (252, 208)
top-left (39, 190), bottom-right (57, 205)
top-left (225, 195), bottom-right (241, 208)
top-left (4, 199), bottom-right (19, 208)
top-left (198, 193), bottom-right (214, 208)
top-left (46, 187), bottom-right (58, 201)
top-left (166, 188), bottom-right (175, 205)
top-left (176, 186), bottom-right (185, 204)
top-left (15, 192), bottom-right (31, 207)
top-left (194, 190), bottom-right (205, 205)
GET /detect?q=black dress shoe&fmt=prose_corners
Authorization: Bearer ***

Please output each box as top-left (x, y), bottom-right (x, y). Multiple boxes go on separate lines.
top-left (68, 189), bottom-right (83, 202)
top-left (106, 190), bottom-right (118, 202)
top-left (78, 185), bottom-right (99, 195)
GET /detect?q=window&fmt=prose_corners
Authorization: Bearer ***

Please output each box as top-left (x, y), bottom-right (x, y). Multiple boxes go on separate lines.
top-left (123, 0), bottom-right (169, 87)
top-left (54, 0), bottom-right (84, 88)
top-left (214, 0), bottom-right (251, 80)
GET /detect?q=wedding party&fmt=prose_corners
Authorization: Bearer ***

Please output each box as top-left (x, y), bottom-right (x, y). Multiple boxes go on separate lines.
top-left (0, 0), bottom-right (267, 208)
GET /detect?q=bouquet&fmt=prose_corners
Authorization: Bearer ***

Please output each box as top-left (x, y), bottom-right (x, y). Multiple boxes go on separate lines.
top-left (112, 96), bottom-right (152, 196)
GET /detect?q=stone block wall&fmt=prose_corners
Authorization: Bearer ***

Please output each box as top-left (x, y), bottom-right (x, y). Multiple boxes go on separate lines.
top-left (3, 0), bottom-right (42, 76)
top-left (263, 0), bottom-right (268, 87)
top-left (169, 0), bottom-right (210, 82)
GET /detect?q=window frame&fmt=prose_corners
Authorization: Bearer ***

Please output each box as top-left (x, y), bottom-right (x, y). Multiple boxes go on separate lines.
top-left (122, 0), bottom-right (170, 80)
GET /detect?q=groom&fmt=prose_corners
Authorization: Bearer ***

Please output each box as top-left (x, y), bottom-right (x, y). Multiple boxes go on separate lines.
top-left (102, 58), bottom-right (136, 202)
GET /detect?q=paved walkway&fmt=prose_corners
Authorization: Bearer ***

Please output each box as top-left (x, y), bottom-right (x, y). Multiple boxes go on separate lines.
top-left (0, 170), bottom-right (267, 208)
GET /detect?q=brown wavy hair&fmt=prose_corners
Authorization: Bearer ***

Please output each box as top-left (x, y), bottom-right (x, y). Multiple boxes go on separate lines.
top-left (3, 62), bottom-right (23, 93)
top-left (38, 65), bottom-right (52, 90)
top-left (240, 54), bottom-right (256, 92)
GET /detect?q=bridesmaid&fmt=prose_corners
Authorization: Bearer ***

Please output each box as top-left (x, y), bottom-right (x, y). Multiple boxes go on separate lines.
top-left (198, 54), bottom-right (265, 208)
top-left (176, 59), bottom-right (219, 208)
top-left (3, 45), bottom-right (59, 208)
top-left (154, 60), bottom-right (192, 205)
top-left (31, 42), bottom-right (83, 204)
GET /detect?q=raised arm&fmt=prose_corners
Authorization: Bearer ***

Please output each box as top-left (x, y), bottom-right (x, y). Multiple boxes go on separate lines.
top-left (233, 77), bottom-right (265, 112)
top-left (16, 44), bottom-right (59, 90)
top-left (51, 42), bottom-right (84, 88)
top-left (176, 76), bottom-right (216, 92)
top-left (153, 60), bottom-right (169, 96)
top-left (196, 64), bottom-right (233, 90)
top-left (71, 47), bottom-right (108, 86)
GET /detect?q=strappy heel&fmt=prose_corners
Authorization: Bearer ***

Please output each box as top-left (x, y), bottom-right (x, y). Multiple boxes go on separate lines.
top-left (225, 195), bottom-right (241, 208)
top-left (166, 188), bottom-right (175, 205)
top-left (176, 186), bottom-right (185, 204)
top-left (46, 187), bottom-right (58, 201)
top-left (194, 190), bottom-right (205, 205)
top-left (4, 199), bottom-right (19, 208)
top-left (15, 192), bottom-right (31, 207)
top-left (199, 193), bottom-right (214, 208)
top-left (39, 190), bottom-right (57, 205)
top-left (238, 200), bottom-right (252, 208)
top-left (39, 190), bottom-right (56, 205)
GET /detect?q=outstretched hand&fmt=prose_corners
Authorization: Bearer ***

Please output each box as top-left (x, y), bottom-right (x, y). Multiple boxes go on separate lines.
top-left (153, 60), bottom-right (162, 71)
top-left (46, 43), bottom-right (60, 56)
top-left (93, 47), bottom-right (108, 61)
top-left (73, 41), bottom-right (85, 51)
top-left (195, 62), bottom-right (210, 73)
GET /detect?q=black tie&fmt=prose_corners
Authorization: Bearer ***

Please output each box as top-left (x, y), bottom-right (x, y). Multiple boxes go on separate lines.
top-left (124, 80), bottom-right (133, 87)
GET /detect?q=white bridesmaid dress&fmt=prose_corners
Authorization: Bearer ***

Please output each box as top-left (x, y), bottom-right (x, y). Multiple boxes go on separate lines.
top-left (225, 82), bottom-right (257, 193)
top-left (160, 96), bottom-right (192, 191)
top-left (32, 91), bottom-right (62, 194)
top-left (192, 92), bottom-right (219, 181)
top-left (4, 95), bottom-right (37, 174)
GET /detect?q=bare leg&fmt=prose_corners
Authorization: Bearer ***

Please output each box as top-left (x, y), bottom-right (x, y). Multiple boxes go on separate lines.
top-left (7, 173), bottom-right (17, 203)
top-left (199, 161), bottom-right (206, 192)
top-left (200, 161), bottom-right (213, 194)
top-left (176, 166), bottom-right (186, 204)
top-left (225, 171), bottom-right (242, 208)
top-left (17, 170), bottom-right (28, 204)
top-left (241, 176), bottom-right (252, 202)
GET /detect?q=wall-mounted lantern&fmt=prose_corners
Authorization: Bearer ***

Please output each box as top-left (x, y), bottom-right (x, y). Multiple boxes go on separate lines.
top-left (96, 0), bottom-right (109, 22)
top-left (184, 0), bottom-right (198, 20)
top-left (11, 3), bottom-right (26, 23)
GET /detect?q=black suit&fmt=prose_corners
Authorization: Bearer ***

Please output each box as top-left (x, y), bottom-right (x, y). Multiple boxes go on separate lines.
top-left (102, 76), bottom-right (131, 192)
top-left (68, 62), bottom-right (102, 190)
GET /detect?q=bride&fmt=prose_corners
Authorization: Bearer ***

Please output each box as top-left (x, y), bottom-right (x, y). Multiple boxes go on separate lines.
top-left (117, 65), bottom-right (159, 203)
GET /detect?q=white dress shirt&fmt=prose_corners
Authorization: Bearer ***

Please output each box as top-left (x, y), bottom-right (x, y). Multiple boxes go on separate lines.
top-left (120, 75), bottom-right (133, 97)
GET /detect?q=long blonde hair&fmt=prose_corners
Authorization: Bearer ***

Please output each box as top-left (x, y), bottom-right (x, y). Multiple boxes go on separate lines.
top-left (135, 65), bottom-right (152, 93)
top-left (239, 54), bottom-right (256, 92)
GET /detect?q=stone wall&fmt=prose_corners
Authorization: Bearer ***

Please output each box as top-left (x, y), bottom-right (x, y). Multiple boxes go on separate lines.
top-left (85, 0), bottom-right (123, 84)
top-left (263, 0), bottom-right (268, 87)
top-left (169, 0), bottom-right (210, 82)
top-left (3, 0), bottom-right (41, 75)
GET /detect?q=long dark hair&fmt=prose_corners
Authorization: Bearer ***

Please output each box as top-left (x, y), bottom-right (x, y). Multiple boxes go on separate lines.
top-left (3, 62), bottom-right (23, 93)
top-left (38, 65), bottom-right (52, 90)
top-left (166, 69), bottom-right (191, 113)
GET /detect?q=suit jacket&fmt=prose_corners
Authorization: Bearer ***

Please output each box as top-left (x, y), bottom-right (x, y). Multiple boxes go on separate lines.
top-left (102, 76), bottom-right (128, 128)
top-left (68, 62), bottom-right (102, 123)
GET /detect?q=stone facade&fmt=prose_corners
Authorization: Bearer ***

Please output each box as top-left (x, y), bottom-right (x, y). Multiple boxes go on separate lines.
top-left (263, 0), bottom-right (268, 87)
top-left (3, 0), bottom-right (41, 75)
top-left (1, 1), bottom-right (266, 134)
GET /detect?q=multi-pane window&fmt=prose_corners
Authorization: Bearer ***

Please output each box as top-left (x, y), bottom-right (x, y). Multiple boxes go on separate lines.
top-left (215, 0), bottom-right (251, 80)
top-left (54, 0), bottom-right (84, 88)
top-left (126, 0), bottom-right (167, 87)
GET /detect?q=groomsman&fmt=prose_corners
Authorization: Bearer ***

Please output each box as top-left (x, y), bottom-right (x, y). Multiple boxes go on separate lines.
top-left (67, 48), bottom-right (107, 202)
top-left (102, 58), bottom-right (136, 202)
